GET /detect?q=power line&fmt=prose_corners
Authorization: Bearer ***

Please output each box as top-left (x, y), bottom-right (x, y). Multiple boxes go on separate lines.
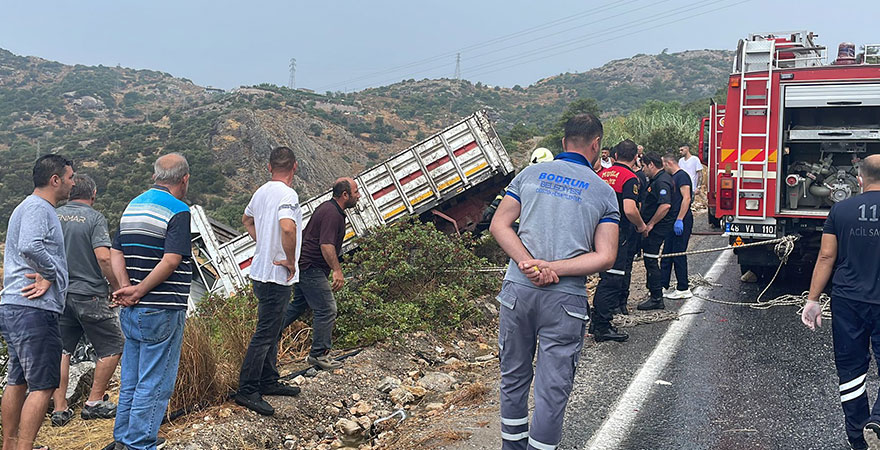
top-left (464, 0), bottom-right (752, 80)
top-left (345, 0), bottom-right (727, 90)
top-left (288, 58), bottom-right (296, 90)
top-left (315, 0), bottom-right (648, 91)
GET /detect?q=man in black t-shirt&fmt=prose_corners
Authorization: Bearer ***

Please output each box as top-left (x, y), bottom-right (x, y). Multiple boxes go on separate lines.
top-left (803, 155), bottom-right (880, 450)
top-left (637, 153), bottom-right (674, 310)
top-left (660, 153), bottom-right (694, 300)
top-left (282, 178), bottom-right (360, 370)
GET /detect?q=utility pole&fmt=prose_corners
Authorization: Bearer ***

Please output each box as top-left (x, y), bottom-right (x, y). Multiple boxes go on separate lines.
top-left (454, 53), bottom-right (461, 82)
top-left (289, 58), bottom-right (296, 90)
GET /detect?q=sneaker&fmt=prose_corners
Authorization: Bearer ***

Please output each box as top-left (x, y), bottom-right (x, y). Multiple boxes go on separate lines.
top-left (662, 288), bottom-right (675, 297)
top-left (81, 400), bottom-right (117, 419)
top-left (307, 354), bottom-right (343, 371)
top-left (260, 381), bottom-right (301, 397)
top-left (864, 421), bottom-right (880, 448)
top-left (50, 408), bottom-right (73, 427)
top-left (637, 296), bottom-right (665, 311)
top-left (234, 392), bottom-right (275, 416)
top-left (616, 305), bottom-right (630, 315)
top-left (665, 289), bottom-right (693, 300)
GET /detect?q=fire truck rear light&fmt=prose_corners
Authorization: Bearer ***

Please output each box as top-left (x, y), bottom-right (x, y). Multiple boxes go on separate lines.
top-left (745, 199), bottom-right (760, 210)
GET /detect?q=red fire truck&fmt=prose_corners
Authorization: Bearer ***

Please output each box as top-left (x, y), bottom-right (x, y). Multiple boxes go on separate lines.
top-left (706, 31), bottom-right (880, 278)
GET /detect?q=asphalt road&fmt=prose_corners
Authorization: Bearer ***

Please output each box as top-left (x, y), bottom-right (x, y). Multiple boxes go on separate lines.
top-left (561, 213), bottom-right (857, 450)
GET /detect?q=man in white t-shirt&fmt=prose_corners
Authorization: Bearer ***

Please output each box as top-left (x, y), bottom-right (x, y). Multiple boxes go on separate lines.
top-left (678, 144), bottom-right (703, 195)
top-left (235, 146), bottom-right (303, 416)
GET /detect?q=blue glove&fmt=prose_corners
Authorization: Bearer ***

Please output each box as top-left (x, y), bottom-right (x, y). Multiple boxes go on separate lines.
top-left (674, 219), bottom-right (684, 236)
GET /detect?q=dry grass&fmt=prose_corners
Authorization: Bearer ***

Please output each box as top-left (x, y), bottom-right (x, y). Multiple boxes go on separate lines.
top-left (444, 381), bottom-right (490, 407)
top-left (392, 430), bottom-right (472, 449)
top-left (35, 417), bottom-right (117, 450)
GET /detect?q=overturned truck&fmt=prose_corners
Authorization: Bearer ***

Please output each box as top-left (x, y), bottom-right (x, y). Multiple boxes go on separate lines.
top-left (187, 110), bottom-right (515, 309)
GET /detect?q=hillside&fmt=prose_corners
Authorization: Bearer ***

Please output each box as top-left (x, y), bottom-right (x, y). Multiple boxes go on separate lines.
top-left (0, 48), bottom-right (734, 235)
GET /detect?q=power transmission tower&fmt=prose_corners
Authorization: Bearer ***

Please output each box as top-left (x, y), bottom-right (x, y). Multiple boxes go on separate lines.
top-left (289, 58), bottom-right (296, 89)
top-left (454, 53), bottom-right (461, 81)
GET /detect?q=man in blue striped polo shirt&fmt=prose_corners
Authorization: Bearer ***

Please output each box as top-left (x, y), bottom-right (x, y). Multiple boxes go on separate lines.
top-left (109, 153), bottom-right (192, 450)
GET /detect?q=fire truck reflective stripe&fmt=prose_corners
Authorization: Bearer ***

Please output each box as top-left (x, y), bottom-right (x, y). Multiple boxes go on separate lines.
top-left (737, 170), bottom-right (777, 179)
top-left (501, 431), bottom-right (529, 441)
top-left (840, 374), bottom-right (867, 392)
top-left (741, 149), bottom-right (763, 161)
top-left (841, 384), bottom-right (867, 403)
top-left (501, 416), bottom-right (529, 426)
top-left (607, 269), bottom-right (626, 275)
top-left (722, 149), bottom-right (736, 162)
top-left (528, 437), bottom-right (557, 450)
top-left (768, 149), bottom-right (778, 163)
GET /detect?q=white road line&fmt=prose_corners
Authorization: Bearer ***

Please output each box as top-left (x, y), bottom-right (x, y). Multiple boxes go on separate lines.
top-left (584, 249), bottom-right (735, 450)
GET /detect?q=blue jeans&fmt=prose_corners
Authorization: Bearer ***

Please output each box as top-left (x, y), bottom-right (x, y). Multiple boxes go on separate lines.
top-left (283, 267), bottom-right (337, 358)
top-left (238, 280), bottom-right (291, 396)
top-left (114, 307), bottom-right (186, 450)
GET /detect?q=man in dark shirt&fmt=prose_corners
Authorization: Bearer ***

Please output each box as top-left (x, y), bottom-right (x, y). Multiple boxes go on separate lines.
top-left (660, 153), bottom-right (694, 300)
top-left (592, 140), bottom-right (648, 342)
top-left (803, 155), bottom-right (880, 450)
top-left (52, 174), bottom-right (124, 427)
top-left (283, 178), bottom-right (360, 370)
top-left (637, 153), bottom-right (674, 311)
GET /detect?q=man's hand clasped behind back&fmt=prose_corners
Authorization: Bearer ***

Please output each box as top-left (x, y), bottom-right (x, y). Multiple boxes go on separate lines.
top-left (519, 259), bottom-right (559, 287)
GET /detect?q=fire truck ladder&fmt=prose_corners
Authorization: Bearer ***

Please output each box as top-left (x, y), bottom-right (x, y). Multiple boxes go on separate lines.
top-left (736, 38), bottom-right (775, 220)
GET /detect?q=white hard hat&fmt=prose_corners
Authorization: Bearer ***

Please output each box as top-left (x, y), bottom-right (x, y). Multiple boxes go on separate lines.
top-left (529, 147), bottom-right (554, 165)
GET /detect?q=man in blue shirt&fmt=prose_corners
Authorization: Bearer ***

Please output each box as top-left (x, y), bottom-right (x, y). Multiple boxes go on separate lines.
top-left (660, 152), bottom-right (694, 300)
top-left (490, 114), bottom-right (619, 450)
top-left (0, 154), bottom-right (75, 450)
top-left (110, 153), bottom-right (192, 450)
top-left (803, 155), bottom-right (880, 450)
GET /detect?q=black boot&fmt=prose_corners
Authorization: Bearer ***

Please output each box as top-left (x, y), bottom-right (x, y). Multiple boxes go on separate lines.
top-left (594, 326), bottom-right (629, 343)
top-left (617, 305), bottom-right (629, 315)
top-left (637, 296), bottom-right (665, 311)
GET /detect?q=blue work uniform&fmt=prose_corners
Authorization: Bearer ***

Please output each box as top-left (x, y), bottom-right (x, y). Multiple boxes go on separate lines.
top-left (823, 191), bottom-right (880, 445)
top-left (497, 152), bottom-right (619, 450)
top-left (660, 169), bottom-right (694, 292)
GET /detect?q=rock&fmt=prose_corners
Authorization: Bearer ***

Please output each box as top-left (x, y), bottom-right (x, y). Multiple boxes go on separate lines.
top-left (218, 408), bottom-right (232, 418)
top-left (317, 444), bottom-right (332, 450)
top-left (65, 361), bottom-right (96, 408)
top-left (325, 405), bottom-right (341, 416)
top-left (417, 372), bottom-right (457, 392)
top-left (283, 439), bottom-right (296, 449)
top-left (389, 387), bottom-right (414, 405)
top-left (333, 400), bottom-right (345, 408)
top-left (305, 367), bottom-right (319, 377)
top-left (333, 369), bottom-right (345, 375)
top-left (356, 415), bottom-right (372, 430)
top-left (407, 370), bottom-right (420, 379)
top-left (444, 357), bottom-right (462, 366)
top-left (426, 402), bottom-right (445, 410)
top-left (375, 376), bottom-right (401, 393)
top-left (350, 400), bottom-right (372, 415)
top-left (293, 375), bottom-right (306, 385)
top-left (741, 270), bottom-right (758, 283)
top-left (351, 393), bottom-right (361, 401)
top-left (336, 419), bottom-right (361, 437)
top-left (475, 354), bottom-right (496, 362)
top-left (404, 385), bottom-right (427, 399)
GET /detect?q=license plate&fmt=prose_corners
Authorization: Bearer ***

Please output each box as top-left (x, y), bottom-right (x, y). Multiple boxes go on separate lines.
top-left (725, 222), bottom-right (777, 237)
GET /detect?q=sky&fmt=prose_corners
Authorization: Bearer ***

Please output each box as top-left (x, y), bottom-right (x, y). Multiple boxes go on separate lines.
top-left (1, 1), bottom-right (878, 92)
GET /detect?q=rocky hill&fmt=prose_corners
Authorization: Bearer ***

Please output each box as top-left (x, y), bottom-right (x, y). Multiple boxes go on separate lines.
top-left (0, 47), bottom-right (734, 235)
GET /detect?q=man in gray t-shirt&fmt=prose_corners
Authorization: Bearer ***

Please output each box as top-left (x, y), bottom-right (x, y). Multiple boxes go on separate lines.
top-left (0, 154), bottom-right (75, 450)
top-left (490, 114), bottom-right (619, 450)
top-left (51, 174), bottom-right (124, 426)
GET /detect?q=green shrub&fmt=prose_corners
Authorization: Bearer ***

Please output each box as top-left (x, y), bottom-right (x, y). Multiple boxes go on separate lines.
top-left (335, 220), bottom-right (499, 347)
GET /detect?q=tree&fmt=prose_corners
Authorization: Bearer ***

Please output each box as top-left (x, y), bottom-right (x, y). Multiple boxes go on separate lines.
top-left (537, 97), bottom-right (602, 151)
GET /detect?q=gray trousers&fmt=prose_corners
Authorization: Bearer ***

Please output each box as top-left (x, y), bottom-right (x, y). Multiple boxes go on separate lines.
top-left (283, 267), bottom-right (338, 358)
top-left (497, 281), bottom-right (589, 450)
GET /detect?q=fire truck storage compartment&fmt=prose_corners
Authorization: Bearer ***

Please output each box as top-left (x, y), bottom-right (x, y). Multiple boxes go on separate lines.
top-left (780, 83), bottom-right (880, 211)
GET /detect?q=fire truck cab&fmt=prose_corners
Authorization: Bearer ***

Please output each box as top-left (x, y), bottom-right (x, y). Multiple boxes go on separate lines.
top-left (708, 31), bottom-right (880, 277)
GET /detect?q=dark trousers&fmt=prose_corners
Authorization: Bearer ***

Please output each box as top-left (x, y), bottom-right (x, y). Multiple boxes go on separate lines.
top-left (238, 280), bottom-right (291, 395)
top-left (660, 212), bottom-right (693, 291)
top-left (831, 297), bottom-right (880, 443)
top-left (283, 267), bottom-right (337, 358)
top-left (592, 231), bottom-right (637, 329)
top-left (642, 225), bottom-right (671, 299)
